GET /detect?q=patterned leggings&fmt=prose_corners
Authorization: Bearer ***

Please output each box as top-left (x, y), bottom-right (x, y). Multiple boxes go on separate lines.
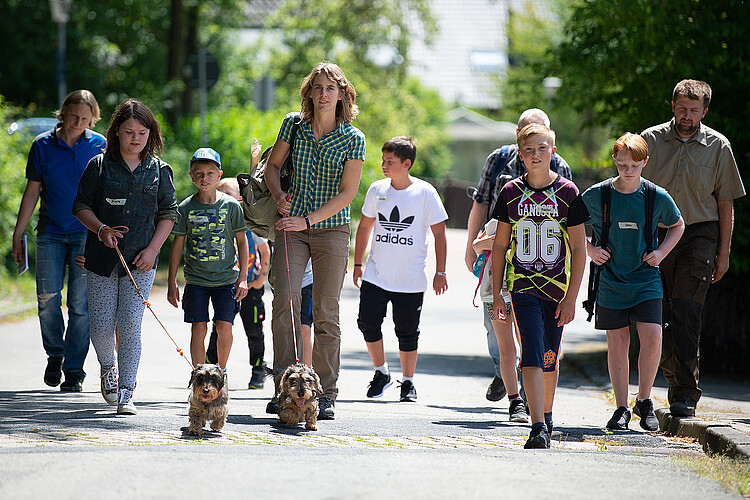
top-left (87, 267), bottom-right (155, 390)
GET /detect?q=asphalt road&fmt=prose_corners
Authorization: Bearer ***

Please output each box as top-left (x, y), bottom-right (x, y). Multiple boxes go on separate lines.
top-left (0, 229), bottom-right (738, 499)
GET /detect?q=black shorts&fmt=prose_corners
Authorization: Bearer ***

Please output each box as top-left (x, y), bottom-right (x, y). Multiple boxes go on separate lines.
top-left (357, 281), bottom-right (423, 352)
top-left (595, 298), bottom-right (662, 330)
top-left (182, 283), bottom-right (238, 324)
top-left (300, 283), bottom-right (313, 327)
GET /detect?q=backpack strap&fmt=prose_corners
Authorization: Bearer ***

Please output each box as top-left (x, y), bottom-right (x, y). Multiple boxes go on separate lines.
top-left (485, 145), bottom-right (513, 222)
top-left (583, 178), bottom-right (613, 321)
top-left (643, 179), bottom-right (656, 253)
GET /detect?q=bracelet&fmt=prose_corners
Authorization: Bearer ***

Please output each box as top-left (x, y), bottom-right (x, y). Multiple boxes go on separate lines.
top-left (97, 224), bottom-right (109, 241)
top-left (435, 272), bottom-right (447, 276)
top-left (304, 214), bottom-right (311, 230)
top-left (354, 264), bottom-right (362, 267)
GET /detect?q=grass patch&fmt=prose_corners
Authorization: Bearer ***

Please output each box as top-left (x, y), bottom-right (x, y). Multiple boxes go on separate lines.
top-left (675, 454), bottom-right (750, 497)
top-left (0, 272), bottom-right (37, 322)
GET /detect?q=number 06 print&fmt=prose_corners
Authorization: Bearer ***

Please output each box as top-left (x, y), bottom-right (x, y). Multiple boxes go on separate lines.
top-left (514, 219), bottom-right (561, 265)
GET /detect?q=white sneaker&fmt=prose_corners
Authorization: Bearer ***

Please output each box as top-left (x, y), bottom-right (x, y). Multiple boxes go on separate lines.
top-left (100, 365), bottom-right (118, 405)
top-left (116, 387), bottom-right (137, 415)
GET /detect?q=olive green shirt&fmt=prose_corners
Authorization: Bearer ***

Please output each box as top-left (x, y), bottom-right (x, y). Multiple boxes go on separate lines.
top-left (641, 119), bottom-right (745, 225)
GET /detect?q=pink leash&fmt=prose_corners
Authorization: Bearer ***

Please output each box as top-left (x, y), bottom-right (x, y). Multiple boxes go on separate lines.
top-left (282, 195), bottom-right (300, 363)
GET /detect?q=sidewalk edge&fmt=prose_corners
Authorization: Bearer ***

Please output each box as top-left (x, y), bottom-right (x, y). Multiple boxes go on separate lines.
top-left (656, 408), bottom-right (750, 460)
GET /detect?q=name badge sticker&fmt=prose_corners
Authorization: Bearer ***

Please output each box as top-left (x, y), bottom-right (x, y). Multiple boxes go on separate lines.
top-left (376, 196), bottom-right (388, 202)
top-left (618, 221), bottom-right (638, 230)
top-left (106, 198), bottom-right (126, 206)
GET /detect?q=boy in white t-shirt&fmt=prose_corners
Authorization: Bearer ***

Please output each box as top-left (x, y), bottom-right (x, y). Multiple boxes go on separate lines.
top-left (353, 136), bottom-right (448, 402)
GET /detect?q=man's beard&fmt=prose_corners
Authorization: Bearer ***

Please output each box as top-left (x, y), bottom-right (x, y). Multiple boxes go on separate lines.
top-left (676, 120), bottom-right (699, 137)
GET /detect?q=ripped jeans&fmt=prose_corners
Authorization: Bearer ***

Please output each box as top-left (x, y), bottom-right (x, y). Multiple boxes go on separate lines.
top-left (35, 231), bottom-right (89, 378)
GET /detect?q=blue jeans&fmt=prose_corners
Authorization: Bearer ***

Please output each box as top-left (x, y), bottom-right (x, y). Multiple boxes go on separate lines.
top-left (35, 231), bottom-right (89, 378)
top-left (483, 306), bottom-right (502, 377)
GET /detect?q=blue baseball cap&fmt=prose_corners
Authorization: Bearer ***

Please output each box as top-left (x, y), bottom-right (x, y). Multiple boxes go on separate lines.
top-left (190, 147), bottom-right (222, 169)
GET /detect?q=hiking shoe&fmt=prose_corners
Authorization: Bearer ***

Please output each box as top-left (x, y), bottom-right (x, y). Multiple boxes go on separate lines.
top-left (266, 395), bottom-right (279, 414)
top-left (318, 397), bottom-right (335, 420)
top-left (366, 370), bottom-right (392, 398)
top-left (508, 397), bottom-right (529, 423)
top-left (60, 375), bottom-right (83, 392)
top-left (486, 375), bottom-right (507, 402)
top-left (399, 380), bottom-right (417, 402)
top-left (100, 364), bottom-right (119, 406)
top-left (633, 398), bottom-right (659, 431)
top-left (116, 387), bottom-right (136, 415)
top-left (248, 367), bottom-right (266, 390)
top-left (670, 396), bottom-right (696, 418)
top-left (606, 406), bottom-right (631, 430)
top-left (524, 424), bottom-right (551, 449)
top-left (44, 357), bottom-right (63, 387)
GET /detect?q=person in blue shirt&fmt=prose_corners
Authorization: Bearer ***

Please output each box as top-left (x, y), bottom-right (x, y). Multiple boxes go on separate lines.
top-left (12, 90), bottom-right (106, 393)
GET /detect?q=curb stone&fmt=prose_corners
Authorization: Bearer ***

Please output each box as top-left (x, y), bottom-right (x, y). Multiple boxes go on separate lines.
top-left (656, 408), bottom-right (750, 459)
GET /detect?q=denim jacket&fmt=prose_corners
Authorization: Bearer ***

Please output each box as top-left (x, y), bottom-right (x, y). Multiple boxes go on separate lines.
top-left (73, 152), bottom-right (179, 277)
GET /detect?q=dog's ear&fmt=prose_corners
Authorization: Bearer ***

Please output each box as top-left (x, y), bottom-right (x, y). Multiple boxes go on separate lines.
top-left (313, 371), bottom-right (324, 396)
top-left (188, 368), bottom-right (197, 388)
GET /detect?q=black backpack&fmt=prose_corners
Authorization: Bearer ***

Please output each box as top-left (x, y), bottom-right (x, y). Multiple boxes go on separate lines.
top-left (582, 178), bottom-right (667, 321)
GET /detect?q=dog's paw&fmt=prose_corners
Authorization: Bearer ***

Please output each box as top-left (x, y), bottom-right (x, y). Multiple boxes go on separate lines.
top-left (187, 427), bottom-right (204, 437)
top-left (305, 422), bottom-right (318, 431)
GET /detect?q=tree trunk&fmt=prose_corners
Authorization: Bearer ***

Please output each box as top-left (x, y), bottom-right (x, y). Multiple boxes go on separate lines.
top-left (166, 0), bottom-right (185, 128)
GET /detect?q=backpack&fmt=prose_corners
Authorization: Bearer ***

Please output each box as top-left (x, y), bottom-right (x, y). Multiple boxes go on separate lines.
top-left (582, 178), bottom-right (667, 321)
top-left (237, 113), bottom-right (301, 242)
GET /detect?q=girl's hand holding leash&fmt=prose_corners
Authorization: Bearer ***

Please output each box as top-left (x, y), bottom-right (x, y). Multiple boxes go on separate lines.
top-left (98, 226), bottom-right (125, 248)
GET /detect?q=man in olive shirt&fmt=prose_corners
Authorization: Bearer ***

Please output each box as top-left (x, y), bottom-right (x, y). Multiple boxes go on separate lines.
top-left (641, 79), bottom-right (745, 417)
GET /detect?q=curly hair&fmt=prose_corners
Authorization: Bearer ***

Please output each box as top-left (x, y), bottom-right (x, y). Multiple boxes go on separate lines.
top-left (299, 62), bottom-right (358, 124)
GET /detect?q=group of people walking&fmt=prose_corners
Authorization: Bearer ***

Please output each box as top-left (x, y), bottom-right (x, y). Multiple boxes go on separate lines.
top-left (12, 67), bottom-right (745, 448)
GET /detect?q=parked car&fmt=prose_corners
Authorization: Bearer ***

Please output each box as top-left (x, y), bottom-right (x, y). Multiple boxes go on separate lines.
top-left (7, 117), bottom-right (58, 137)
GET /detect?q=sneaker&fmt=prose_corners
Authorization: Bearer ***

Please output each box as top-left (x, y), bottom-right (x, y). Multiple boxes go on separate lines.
top-left (116, 387), bottom-right (137, 415)
top-left (399, 380), bottom-right (417, 402)
top-left (486, 375), bottom-right (507, 402)
top-left (633, 398), bottom-right (659, 431)
top-left (44, 357), bottom-right (63, 387)
top-left (524, 424), bottom-right (551, 449)
top-left (606, 406), bottom-right (631, 430)
top-left (546, 420), bottom-right (554, 436)
top-left (60, 375), bottom-right (83, 392)
top-left (266, 395), bottom-right (279, 414)
top-left (670, 396), bottom-right (696, 418)
top-left (366, 370), bottom-right (392, 398)
top-left (508, 397), bottom-right (529, 423)
top-left (248, 365), bottom-right (266, 390)
top-left (318, 397), bottom-right (335, 420)
top-left (100, 364), bottom-right (119, 406)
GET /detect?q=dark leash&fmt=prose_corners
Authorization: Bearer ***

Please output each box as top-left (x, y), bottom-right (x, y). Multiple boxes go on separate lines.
top-left (108, 225), bottom-right (195, 371)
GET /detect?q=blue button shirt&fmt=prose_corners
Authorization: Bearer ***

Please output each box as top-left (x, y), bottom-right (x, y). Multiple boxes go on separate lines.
top-left (26, 126), bottom-right (106, 234)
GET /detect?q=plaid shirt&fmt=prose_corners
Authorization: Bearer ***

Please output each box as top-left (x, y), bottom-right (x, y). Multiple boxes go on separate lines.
top-left (474, 144), bottom-right (572, 222)
top-left (278, 113), bottom-right (366, 228)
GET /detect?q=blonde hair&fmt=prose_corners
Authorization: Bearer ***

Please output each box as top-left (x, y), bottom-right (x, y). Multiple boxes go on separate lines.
top-left (516, 123), bottom-right (556, 148)
top-left (299, 62), bottom-right (358, 124)
top-left (56, 89), bottom-right (101, 126)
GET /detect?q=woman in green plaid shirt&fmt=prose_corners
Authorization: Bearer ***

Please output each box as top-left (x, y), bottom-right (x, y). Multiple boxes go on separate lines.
top-left (265, 62), bottom-right (366, 420)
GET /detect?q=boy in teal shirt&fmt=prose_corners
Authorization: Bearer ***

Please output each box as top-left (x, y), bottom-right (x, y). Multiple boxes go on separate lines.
top-left (167, 148), bottom-right (249, 369)
top-left (582, 133), bottom-right (683, 431)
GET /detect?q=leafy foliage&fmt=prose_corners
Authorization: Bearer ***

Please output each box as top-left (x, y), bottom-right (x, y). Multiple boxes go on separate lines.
top-left (551, 0), bottom-right (750, 274)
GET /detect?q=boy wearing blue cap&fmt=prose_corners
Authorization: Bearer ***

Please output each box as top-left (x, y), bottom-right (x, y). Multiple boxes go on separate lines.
top-left (167, 148), bottom-right (249, 369)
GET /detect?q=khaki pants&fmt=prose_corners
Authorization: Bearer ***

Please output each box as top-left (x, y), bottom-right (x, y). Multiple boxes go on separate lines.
top-left (659, 221), bottom-right (719, 403)
top-left (268, 224), bottom-right (350, 400)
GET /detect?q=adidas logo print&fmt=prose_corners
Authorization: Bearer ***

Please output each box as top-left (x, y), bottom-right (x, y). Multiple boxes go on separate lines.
top-left (376, 206), bottom-right (414, 246)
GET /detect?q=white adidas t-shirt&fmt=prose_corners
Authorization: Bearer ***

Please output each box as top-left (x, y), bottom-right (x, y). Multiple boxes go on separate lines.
top-left (361, 178), bottom-right (448, 293)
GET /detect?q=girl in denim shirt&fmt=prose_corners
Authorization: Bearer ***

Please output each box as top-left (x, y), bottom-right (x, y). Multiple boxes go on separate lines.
top-left (73, 99), bottom-right (179, 415)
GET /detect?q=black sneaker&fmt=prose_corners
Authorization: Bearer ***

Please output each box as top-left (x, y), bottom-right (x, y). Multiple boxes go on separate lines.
top-left (670, 396), bottom-right (696, 418)
top-left (606, 406), bottom-right (631, 430)
top-left (366, 370), bottom-right (392, 398)
top-left (248, 363), bottom-right (266, 390)
top-left (399, 380), bottom-right (417, 402)
top-left (524, 424), bottom-right (551, 449)
top-left (633, 398), bottom-right (659, 431)
top-left (44, 357), bottom-right (63, 387)
top-left (266, 395), bottom-right (279, 414)
top-left (318, 397), bottom-right (335, 420)
top-left (486, 375), bottom-right (507, 402)
top-left (60, 375), bottom-right (83, 392)
top-left (508, 397), bottom-right (529, 423)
